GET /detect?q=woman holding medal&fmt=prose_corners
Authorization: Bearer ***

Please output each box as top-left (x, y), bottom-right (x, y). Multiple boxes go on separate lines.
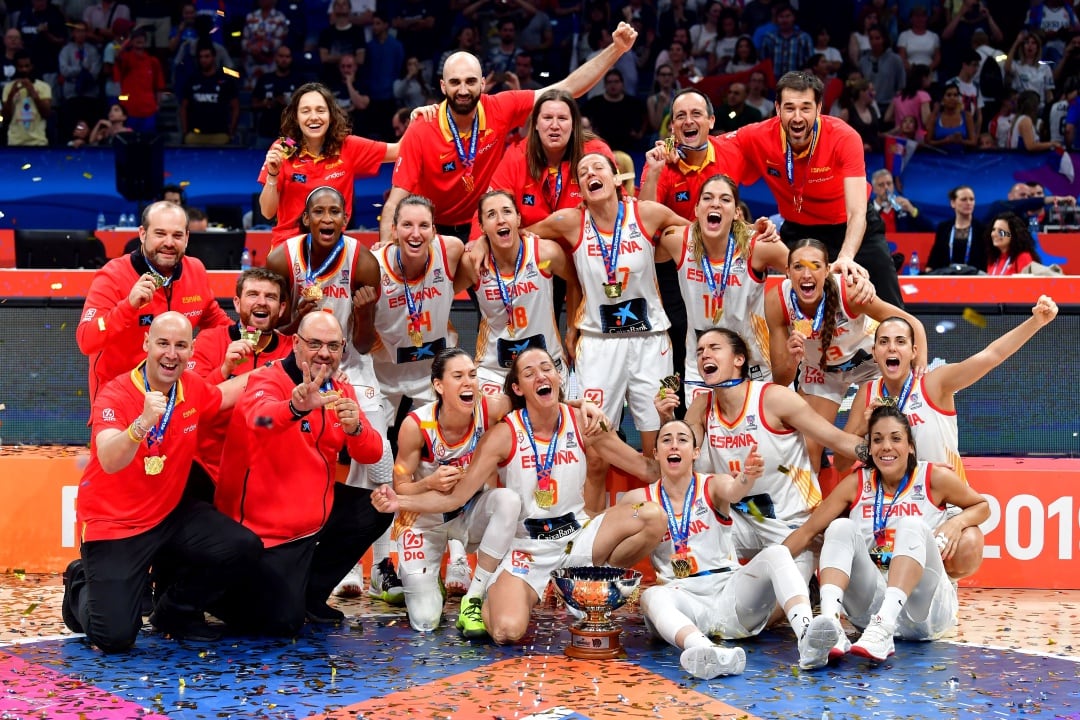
top-left (458, 190), bottom-right (582, 396)
top-left (657, 174), bottom-right (788, 393)
top-left (764, 238), bottom-right (928, 473)
top-left (259, 82), bottom-right (399, 248)
top-left (391, 348), bottom-right (522, 637)
top-left (783, 406), bottom-right (989, 663)
top-left (925, 186), bottom-right (985, 273)
top-left (372, 347), bottom-right (667, 645)
top-left (835, 296), bottom-right (1058, 578)
top-left (591, 419), bottom-right (846, 677)
top-left (658, 328), bottom-right (869, 581)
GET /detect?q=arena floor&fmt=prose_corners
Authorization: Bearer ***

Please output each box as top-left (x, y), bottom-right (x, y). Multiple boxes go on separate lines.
top-left (1, 573), bottom-right (1078, 719)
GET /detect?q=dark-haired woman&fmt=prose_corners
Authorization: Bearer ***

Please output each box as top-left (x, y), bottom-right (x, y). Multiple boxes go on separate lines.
top-left (259, 82), bottom-right (400, 247)
top-left (764, 238), bottom-right (927, 472)
top-left (925, 185), bottom-right (984, 272)
top-left (985, 212), bottom-right (1041, 275)
top-left (784, 407), bottom-right (989, 663)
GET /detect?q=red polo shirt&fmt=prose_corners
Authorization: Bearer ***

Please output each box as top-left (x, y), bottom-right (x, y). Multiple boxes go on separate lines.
top-left (78, 367), bottom-right (223, 543)
top-left (714, 115), bottom-right (867, 225)
top-left (392, 91), bottom-right (536, 226)
top-left (653, 135), bottom-right (744, 221)
top-left (260, 135), bottom-right (388, 247)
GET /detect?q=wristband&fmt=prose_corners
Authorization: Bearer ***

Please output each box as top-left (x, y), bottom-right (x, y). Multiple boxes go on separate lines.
top-left (855, 442), bottom-right (870, 464)
top-left (288, 400), bottom-right (309, 419)
top-left (266, 171), bottom-right (279, 177)
top-left (345, 420), bottom-right (364, 436)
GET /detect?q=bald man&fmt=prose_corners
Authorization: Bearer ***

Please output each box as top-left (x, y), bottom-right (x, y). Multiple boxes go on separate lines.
top-left (381, 21), bottom-right (640, 241)
top-left (62, 312), bottom-right (261, 653)
top-left (214, 312), bottom-right (386, 634)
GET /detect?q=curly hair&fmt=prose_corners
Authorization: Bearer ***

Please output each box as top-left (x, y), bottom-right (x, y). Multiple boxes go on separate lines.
top-left (986, 212), bottom-right (1041, 266)
top-left (280, 82), bottom-right (352, 158)
top-left (688, 174), bottom-right (753, 263)
top-left (788, 238), bottom-right (838, 370)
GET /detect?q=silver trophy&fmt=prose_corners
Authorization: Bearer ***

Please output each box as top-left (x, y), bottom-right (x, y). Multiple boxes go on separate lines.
top-left (550, 566), bottom-right (642, 659)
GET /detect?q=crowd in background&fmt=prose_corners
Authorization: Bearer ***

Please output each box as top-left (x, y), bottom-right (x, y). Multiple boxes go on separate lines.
top-left (1, 0), bottom-right (1079, 155)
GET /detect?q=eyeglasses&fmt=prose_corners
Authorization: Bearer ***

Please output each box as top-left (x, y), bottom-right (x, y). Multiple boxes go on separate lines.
top-left (297, 334), bottom-right (344, 353)
top-left (995, 229), bottom-right (1012, 238)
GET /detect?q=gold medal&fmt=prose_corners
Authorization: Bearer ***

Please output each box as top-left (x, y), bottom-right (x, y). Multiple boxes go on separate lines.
top-left (144, 455), bottom-right (166, 476)
top-left (321, 390), bottom-right (341, 410)
top-left (150, 274), bottom-right (165, 289)
top-left (712, 306), bottom-right (723, 324)
top-left (301, 284), bottom-right (323, 302)
top-left (671, 555), bottom-right (693, 579)
top-left (534, 488), bottom-right (555, 509)
top-left (506, 322), bottom-right (515, 338)
top-left (878, 395), bottom-right (898, 408)
top-left (659, 373), bottom-right (682, 394)
top-left (603, 281), bottom-right (622, 299)
top-left (239, 326), bottom-right (262, 344)
top-left (463, 174), bottom-right (474, 193)
top-left (793, 319), bottom-right (813, 337)
top-left (409, 329), bottom-right (424, 347)
top-left (664, 134), bottom-right (676, 155)
top-left (278, 136), bottom-right (298, 158)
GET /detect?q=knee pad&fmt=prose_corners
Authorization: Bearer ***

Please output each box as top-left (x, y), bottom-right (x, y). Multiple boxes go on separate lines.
top-left (402, 574), bottom-right (444, 632)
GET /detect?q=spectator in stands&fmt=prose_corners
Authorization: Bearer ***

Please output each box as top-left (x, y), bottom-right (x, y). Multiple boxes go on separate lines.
top-left (896, 6), bottom-right (940, 77)
top-left (519, 3), bottom-right (555, 67)
top-left (848, 8), bottom-right (880, 66)
top-left (168, 3), bottom-right (200, 56)
top-left (688, 1), bottom-right (722, 77)
top-left (2, 28), bottom-right (22, 85)
top-left (58, 21), bottom-right (103, 139)
top-left (724, 35), bottom-right (758, 74)
top-left (391, 0), bottom-right (440, 83)
top-left (926, 80), bottom-right (977, 152)
top-left (489, 18), bottom-right (525, 77)
top-left (362, 11), bottom-right (403, 141)
top-left (438, 25), bottom-right (480, 81)
top-left (1048, 77), bottom-right (1078, 146)
top-left (1024, 0), bottom-right (1080, 63)
top-left (319, 0), bottom-right (367, 83)
top-left (926, 185), bottom-right (985, 272)
top-left (985, 212), bottom-right (1040, 275)
top-left (585, 25), bottom-right (639, 99)
top-left (710, 8), bottom-right (742, 74)
top-left (186, 207), bottom-right (209, 232)
top-left (182, 40), bottom-right (240, 145)
top-left (839, 77), bottom-right (884, 152)
top-left (883, 64), bottom-right (931, 140)
top-left (582, 69), bottom-right (647, 153)
top-left (1009, 89), bottom-right (1060, 152)
top-left (715, 81), bottom-right (763, 133)
top-left (242, 0), bottom-right (289, 88)
top-left (391, 106), bottom-right (410, 138)
top-left (1053, 32), bottom-right (1080, 90)
top-left (252, 45), bottom-right (301, 150)
top-left (761, 3), bottom-right (814, 82)
top-left (861, 26), bottom-right (906, 115)
top-left (941, 0), bottom-right (1003, 80)
top-left (62, 310), bottom-right (260, 653)
top-left (326, 53), bottom-right (370, 134)
top-left (746, 69), bottom-right (775, 118)
top-left (67, 120), bottom-right (91, 148)
top-left (871, 168), bottom-right (931, 233)
top-left (113, 26), bottom-right (164, 133)
top-left (513, 52), bottom-right (543, 91)
top-left (173, 14), bottom-right (232, 103)
top-left (1066, 82), bottom-right (1080, 150)
top-left (89, 102), bottom-right (132, 144)
top-left (647, 63), bottom-right (676, 141)
top-left (1005, 30), bottom-right (1055, 112)
top-left (988, 88), bottom-right (1016, 148)
top-left (658, 0), bottom-right (697, 49)
top-left (393, 56), bottom-right (431, 110)
top-left (83, 0), bottom-right (132, 48)
top-left (11, 0), bottom-right (67, 93)
top-left (858, 0), bottom-right (898, 42)
top-left (2, 52), bottom-right (52, 146)
top-left (161, 185), bottom-right (185, 206)
top-left (806, 53), bottom-right (843, 117)
top-left (811, 26), bottom-right (843, 76)
top-left (948, 49), bottom-right (983, 132)
top-left (100, 17), bottom-right (130, 101)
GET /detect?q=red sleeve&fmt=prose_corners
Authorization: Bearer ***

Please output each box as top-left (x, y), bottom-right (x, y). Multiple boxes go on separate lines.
top-left (1015, 252), bottom-right (1035, 273)
top-left (391, 121), bottom-right (425, 192)
top-left (714, 132), bottom-right (754, 185)
top-left (486, 90), bottom-right (536, 130)
top-left (189, 327), bottom-right (228, 381)
top-left (240, 368), bottom-right (297, 434)
top-left (345, 135), bottom-right (388, 177)
top-left (91, 379), bottom-right (134, 436)
top-left (153, 58), bottom-right (165, 92)
top-left (192, 373), bottom-right (224, 419)
top-left (655, 166), bottom-right (673, 205)
top-left (76, 262), bottom-right (141, 356)
top-left (836, 124), bottom-right (867, 179)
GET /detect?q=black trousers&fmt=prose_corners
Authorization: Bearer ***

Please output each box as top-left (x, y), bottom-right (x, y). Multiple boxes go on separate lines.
top-left (780, 205), bottom-right (904, 308)
top-left (69, 499), bottom-right (261, 653)
top-left (215, 484), bottom-right (394, 636)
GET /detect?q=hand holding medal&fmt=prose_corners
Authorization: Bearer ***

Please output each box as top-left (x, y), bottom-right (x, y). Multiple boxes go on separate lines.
top-left (127, 273), bottom-right (159, 309)
top-left (291, 361), bottom-right (336, 413)
top-left (428, 464), bottom-right (464, 493)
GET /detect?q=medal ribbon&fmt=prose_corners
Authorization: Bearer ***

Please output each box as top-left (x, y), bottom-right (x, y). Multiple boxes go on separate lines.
top-left (880, 372), bottom-right (914, 412)
top-left (872, 470), bottom-right (911, 546)
top-left (657, 473), bottom-right (697, 554)
top-left (591, 202), bottom-right (625, 287)
top-left (991, 256), bottom-right (1012, 276)
top-left (141, 366), bottom-right (177, 448)
top-left (446, 104), bottom-right (479, 175)
top-left (303, 233), bottom-right (345, 286)
top-left (144, 259), bottom-right (174, 288)
top-left (489, 239), bottom-right (524, 328)
top-left (948, 225), bottom-right (972, 265)
top-left (396, 247), bottom-right (426, 335)
top-left (784, 117), bottom-right (819, 186)
top-left (699, 231), bottom-right (737, 312)
top-left (789, 288), bottom-right (827, 334)
top-left (521, 407), bottom-right (562, 493)
top-left (676, 140), bottom-right (709, 160)
top-left (544, 166), bottom-right (563, 208)
top-left (685, 377), bottom-right (745, 389)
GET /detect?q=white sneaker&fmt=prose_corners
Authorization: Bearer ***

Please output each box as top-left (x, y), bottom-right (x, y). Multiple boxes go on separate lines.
top-left (830, 623), bottom-right (852, 661)
top-left (444, 557), bottom-right (471, 597)
top-left (332, 563), bottom-right (364, 598)
top-left (679, 645), bottom-right (747, 680)
top-left (798, 615), bottom-right (843, 670)
top-left (851, 614), bottom-right (896, 662)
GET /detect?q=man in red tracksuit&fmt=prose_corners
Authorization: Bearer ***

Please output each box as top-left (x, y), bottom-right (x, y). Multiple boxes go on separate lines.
top-left (215, 311), bottom-right (388, 633)
top-left (77, 201), bottom-right (232, 404)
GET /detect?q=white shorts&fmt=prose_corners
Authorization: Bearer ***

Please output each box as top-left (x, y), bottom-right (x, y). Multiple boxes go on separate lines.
top-left (731, 510), bottom-right (817, 579)
top-left (491, 512), bottom-right (604, 600)
top-left (797, 358), bottom-right (879, 405)
top-left (373, 360), bottom-right (437, 419)
top-left (396, 491), bottom-right (499, 579)
top-left (575, 332), bottom-right (672, 433)
top-left (343, 352), bottom-right (387, 428)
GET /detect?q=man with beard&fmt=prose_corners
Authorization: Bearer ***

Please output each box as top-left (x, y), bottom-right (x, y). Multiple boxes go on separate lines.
top-left (380, 21), bottom-right (640, 240)
top-left (187, 268), bottom-right (294, 498)
top-left (77, 201), bottom-right (232, 404)
top-left (251, 44), bottom-right (301, 149)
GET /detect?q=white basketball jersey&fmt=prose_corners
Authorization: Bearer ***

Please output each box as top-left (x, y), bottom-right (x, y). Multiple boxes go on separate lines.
top-left (644, 473), bottom-right (740, 582)
top-left (372, 237), bottom-right (457, 365)
top-left (698, 381), bottom-right (821, 523)
top-left (848, 461), bottom-right (947, 559)
top-left (571, 199), bottom-right (670, 335)
top-left (778, 275), bottom-right (874, 371)
top-left (862, 375), bottom-right (965, 483)
top-left (474, 233), bottom-right (564, 383)
top-left (498, 404), bottom-right (588, 532)
top-left (674, 227), bottom-right (771, 381)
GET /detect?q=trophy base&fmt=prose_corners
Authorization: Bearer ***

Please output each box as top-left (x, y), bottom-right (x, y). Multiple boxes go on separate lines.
top-left (565, 627), bottom-right (626, 660)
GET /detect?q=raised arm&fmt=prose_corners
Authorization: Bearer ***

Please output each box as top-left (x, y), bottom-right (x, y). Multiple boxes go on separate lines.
top-left (545, 22), bottom-right (638, 100)
top-left (769, 384), bottom-right (867, 461)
